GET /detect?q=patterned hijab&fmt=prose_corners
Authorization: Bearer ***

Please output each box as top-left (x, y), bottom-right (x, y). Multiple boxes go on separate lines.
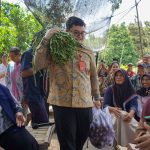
top-left (112, 69), bottom-right (136, 108)
top-left (136, 74), bottom-right (150, 96)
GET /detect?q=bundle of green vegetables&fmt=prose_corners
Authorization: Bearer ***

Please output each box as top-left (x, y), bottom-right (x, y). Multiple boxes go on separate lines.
top-left (49, 31), bottom-right (80, 64)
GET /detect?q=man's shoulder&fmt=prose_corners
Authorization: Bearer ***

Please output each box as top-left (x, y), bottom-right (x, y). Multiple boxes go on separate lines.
top-left (79, 45), bottom-right (94, 55)
top-left (22, 48), bottom-right (33, 56)
top-left (21, 48), bottom-right (33, 63)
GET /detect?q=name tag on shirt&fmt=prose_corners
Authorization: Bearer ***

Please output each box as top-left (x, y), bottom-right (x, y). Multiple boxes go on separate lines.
top-left (79, 61), bottom-right (86, 71)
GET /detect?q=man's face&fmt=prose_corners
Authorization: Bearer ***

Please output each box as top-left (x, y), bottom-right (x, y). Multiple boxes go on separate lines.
top-left (9, 52), bottom-right (15, 61)
top-left (143, 56), bottom-right (150, 64)
top-left (142, 76), bottom-right (150, 88)
top-left (146, 57), bottom-right (150, 64)
top-left (128, 65), bottom-right (133, 71)
top-left (67, 25), bottom-right (86, 43)
top-left (9, 52), bottom-right (20, 62)
top-left (137, 66), bottom-right (146, 76)
top-left (2, 56), bottom-right (7, 64)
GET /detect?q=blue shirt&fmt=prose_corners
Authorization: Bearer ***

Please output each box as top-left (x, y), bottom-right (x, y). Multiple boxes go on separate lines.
top-left (0, 84), bottom-right (22, 125)
top-left (21, 48), bottom-right (45, 102)
top-left (0, 105), bottom-right (13, 135)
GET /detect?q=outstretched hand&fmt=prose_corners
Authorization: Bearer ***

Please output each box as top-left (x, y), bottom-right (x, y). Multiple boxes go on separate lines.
top-left (134, 122), bottom-right (150, 150)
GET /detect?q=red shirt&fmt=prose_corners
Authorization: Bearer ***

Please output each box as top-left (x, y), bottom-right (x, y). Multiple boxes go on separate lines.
top-left (127, 71), bottom-right (136, 77)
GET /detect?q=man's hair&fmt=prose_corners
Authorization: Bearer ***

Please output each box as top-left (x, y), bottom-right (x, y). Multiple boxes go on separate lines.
top-left (66, 16), bottom-right (86, 30)
top-left (10, 47), bottom-right (21, 55)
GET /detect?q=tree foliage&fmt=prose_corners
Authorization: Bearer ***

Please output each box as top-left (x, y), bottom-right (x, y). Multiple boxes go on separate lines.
top-left (0, 1), bottom-right (149, 65)
top-left (100, 23), bottom-right (139, 65)
top-left (143, 22), bottom-right (150, 53)
top-left (128, 21), bottom-right (150, 55)
top-left (108, 0), bottom-right (122, 12)
top-left (0, 2), bottom-right (42, 55)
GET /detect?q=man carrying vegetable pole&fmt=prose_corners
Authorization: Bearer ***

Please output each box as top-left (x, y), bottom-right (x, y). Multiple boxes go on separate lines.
top-left (33, 16), bottom-right (102, 150)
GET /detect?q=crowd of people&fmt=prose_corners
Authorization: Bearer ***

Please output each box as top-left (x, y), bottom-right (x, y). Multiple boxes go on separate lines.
top-left (0, 16), bottom-right (150, 150)
top-left (97, 54), bottom-right (150, 148)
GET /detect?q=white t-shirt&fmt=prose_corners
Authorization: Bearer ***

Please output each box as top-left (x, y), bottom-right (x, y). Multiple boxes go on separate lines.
top-left (0, 63), bottom-right (7, 86)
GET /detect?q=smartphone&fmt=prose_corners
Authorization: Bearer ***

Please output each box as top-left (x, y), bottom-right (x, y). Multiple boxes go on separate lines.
top-left (144, 116), bottom-right (150, 126)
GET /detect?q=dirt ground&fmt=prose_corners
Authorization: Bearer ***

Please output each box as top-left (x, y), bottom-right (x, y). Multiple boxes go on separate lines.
top-left (48, 132), bottom-right (114, 150)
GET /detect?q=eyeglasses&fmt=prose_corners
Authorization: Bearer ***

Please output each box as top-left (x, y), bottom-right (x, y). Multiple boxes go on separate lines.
top-left (71, 31), bottom-right (87, 37)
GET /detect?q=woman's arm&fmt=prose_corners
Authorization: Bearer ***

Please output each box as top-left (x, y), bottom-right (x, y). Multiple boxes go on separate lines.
top-left (125, 96), bottom-right (138, 114)
top-left (123, 96), bottom-right (138, 122)
top-left (104, 86), bottom-right (121, 117)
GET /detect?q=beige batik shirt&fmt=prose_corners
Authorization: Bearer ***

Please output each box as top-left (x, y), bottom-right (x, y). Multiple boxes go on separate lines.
top-left (33, 38), bottom-right (101, 108)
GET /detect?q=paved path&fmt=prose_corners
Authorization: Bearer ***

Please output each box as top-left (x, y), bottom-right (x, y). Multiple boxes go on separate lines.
top-left (48, 108), bottom-right (114, 150)
top-left (48, 132), bottom-right (114, 150)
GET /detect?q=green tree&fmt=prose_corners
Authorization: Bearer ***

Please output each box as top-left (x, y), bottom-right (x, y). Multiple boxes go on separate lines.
top-left (0, 12), bottom-right (17, 54)
top-left (100, 23), bottom-right (138, 65)
top-left (142, 21), bottom-right (150, 54)
top-left (84, 34), bottom-right (106, 51)
top-left (128, 22), bottom-right (143, 57)
top-left (128, 21), bottom-right (150, 56)
top-left (0, 2), bottom-right (42, 54)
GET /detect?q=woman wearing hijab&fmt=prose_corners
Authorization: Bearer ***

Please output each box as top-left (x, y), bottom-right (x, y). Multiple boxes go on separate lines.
top-left (104, 69), bottom-right (139, 146)
top-left (136, 74), bottom-right (150, 119)
top-left (137, 74), bottom-right (150, 97)
top-left (105, 61), bottom-right (120, 87)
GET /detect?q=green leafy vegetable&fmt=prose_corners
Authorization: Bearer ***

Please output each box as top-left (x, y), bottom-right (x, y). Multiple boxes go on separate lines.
top-left (50, 31), bottom-right (79, 64)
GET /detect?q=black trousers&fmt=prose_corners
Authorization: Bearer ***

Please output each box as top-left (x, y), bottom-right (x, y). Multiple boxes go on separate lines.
top-left (28, 100), bottom-right (49, 124)
top-left (52, 105), bottom-right (93, 150)
top-left (0, 126), bottom-right (39, 150)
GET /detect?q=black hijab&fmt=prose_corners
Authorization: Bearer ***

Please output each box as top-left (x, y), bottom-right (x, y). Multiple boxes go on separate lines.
top-left (136, 74), bottom-right (150, 96)
top-left (112, 69), bottom-right (136, 108)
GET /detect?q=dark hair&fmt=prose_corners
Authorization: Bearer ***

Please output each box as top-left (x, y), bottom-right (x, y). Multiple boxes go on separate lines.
top-left (113, 58), bottom-right (119, 62)
top-left (66, 16), bottom-right (86, 30)
top-left (141, 74), bottom-right (150, 81)
top-left (110, 61), bottom-right (119, 68)
top-left (10, 47), bottom-right (21, 55)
